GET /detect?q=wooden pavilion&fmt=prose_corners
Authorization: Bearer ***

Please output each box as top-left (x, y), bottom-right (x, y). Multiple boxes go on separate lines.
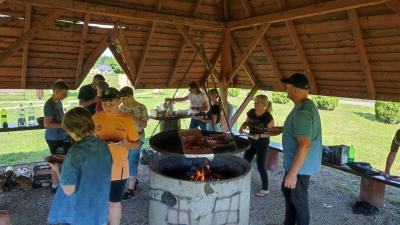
top-left (0, 0), bottom-right (400, 125)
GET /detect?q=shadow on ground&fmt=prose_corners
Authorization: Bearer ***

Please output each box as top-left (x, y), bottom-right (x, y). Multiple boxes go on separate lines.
top-left (354, 112), bottom-right (376, 122)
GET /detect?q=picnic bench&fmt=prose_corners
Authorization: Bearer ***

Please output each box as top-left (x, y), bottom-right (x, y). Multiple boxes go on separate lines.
top-left (268, 142), bottom-right (400, 208)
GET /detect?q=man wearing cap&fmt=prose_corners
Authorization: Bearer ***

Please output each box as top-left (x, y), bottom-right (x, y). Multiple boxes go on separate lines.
top-left (92, 87), bottom-right (140, 225)
top-left (280, 73), bottom-right (323, 225)
top-left (78, 74), bottom-right (105, 115)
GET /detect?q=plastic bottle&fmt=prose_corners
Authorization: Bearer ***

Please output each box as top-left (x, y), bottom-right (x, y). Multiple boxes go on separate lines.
top-left (348, 145), bottom-right (355, 163)
top-left (18, 104), bottom-right (26, 127)
top-left (1, 109), bottom-right (8, 128)
top-left (28, 103), bottom-right (35, 126)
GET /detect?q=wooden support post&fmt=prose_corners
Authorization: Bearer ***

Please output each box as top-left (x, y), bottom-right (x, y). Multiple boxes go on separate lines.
top-left (21, 3), bottom-right (31, 88)
top-left (227, 24), bottom-right (270, 84)
top-left (75, 13), bottom-right (90, 88)
top-left (227, 0), bottom-right (387, 29)
top-left (0, 10), bottom-right (61, 65)
top-left (286, 21), bottom-right (318, 94)
top-left (359, 177), bottom-right (385, 208)
top-left (348, 9), bottom-right (376, 99)
top-left (229, 85), bottom-right (259, 127)
top-left (219, 30), bottom-right (233, 132)
top-left (386, 0), bottom-right (400, 15)
top-left (134, 22), bottom-right (156, 87)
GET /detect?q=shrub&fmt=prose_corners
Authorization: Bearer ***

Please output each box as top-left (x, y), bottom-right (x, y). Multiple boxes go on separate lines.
top-left (375, 101), bottom-right (400, 124)
top-left (228, 88), bottom-right (239, 97)
top-left (271, 92), bottom-right (289, 104)
top-left (311, 95), bottom-right (339, 111)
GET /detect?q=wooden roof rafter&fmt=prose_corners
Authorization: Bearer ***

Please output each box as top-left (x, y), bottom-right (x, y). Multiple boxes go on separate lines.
top-left (239, 0), bottom-right (285, 90)
top-left (227, 0), bottom-right (388, 30)
top-left (200, 44), bottom-right (223, 86)
top-left (78, 27), bottom-right (119, 86)
top-left (109, 42), bottom-right (135, 85)
top-left (227, 23), bottom-right (271, 84)
top-left (175, 24), bottom-right (221, 83)
top-left (0, 9), bottom-right (61, 65)
top-left (285, 20), bottom-right (319, 94)
top-left (74, 13), bottom-right (90, 88)
top-left (386, 0), bottom-right (400, 15)
top-left (134, 22), bottom-right (156, 87)
top-left (20, 3), bottom-right (31, 89)
top-left (116, 28), bottom-right (137, 83)
top-left (14, 0), bottom-right (225, 30)
top-left (168, 1), bottom-right (203, 87)
top-left (230, 35), bottom-right (259, 86)
top-left (347, 9), bottom-right (377, 99)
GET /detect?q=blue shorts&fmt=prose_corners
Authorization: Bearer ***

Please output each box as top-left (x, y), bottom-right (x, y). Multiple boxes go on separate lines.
top-left (128, 141), bottom-right (143, 176)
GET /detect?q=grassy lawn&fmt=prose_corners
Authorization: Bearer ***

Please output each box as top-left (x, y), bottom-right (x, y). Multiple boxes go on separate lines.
top-left (0, 73), bottom-right (399, 175)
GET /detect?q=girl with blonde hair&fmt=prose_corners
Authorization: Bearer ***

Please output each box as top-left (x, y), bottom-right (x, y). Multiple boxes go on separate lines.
top-left (239, 94), bottom-right (274, 197)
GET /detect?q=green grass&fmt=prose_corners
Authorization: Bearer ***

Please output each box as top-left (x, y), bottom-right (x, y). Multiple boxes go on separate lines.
top-left (0, 74), bottom-right (399, 175)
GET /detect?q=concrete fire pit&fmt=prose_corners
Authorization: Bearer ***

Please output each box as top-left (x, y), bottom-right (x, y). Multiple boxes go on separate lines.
top-left (148, 155), bottom-right (251, 225)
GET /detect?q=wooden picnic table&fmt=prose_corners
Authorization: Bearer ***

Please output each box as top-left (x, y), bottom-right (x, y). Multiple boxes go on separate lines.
top-left (268, 141), bottom-right (400, 208)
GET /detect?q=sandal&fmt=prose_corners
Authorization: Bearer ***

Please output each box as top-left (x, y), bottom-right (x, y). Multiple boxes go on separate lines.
top-left (255, 190), bottom-right (269, 197)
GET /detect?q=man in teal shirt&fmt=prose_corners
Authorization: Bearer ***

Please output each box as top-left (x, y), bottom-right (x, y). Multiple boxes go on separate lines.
top-left (281, 73), bottom-right (322, 225)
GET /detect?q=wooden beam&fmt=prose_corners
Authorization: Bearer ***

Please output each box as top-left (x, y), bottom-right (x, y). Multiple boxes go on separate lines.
top-left (175, 24), bottom-right (220, 82)
top-left (286, 21), bottom-right (318, 94)
top-left (0, 0), bottom-right (8, 4)
top-left (134, 22), bottom-right (156, 87)
top-left (167, 41), bottom-right (187, 87)
top-left (79, 27), bottom-right (118, 85)
top-left (227, 23), bottom-right (270, 84)
top-left (15, 0), bottom-right (224, 30)
top-left (229, 85), bottom-right (259, 127)
top-left (200, 44), bottom-right (223, 85)
top-left (240, 0), bottom-right (285, 89)
top-left (20, 3), bottom-right (31, 88)
top-left (192, 0), bottom-right (202, 17)
top-left (167, 2), bottom-right (203, 87)
top-left (221, 29), bottom-right (232, 84)
top-left (386, 0), bottom-right (400, 15)
top-left (348, 9), bottom-right (376, 99)
top-left (0, 10), bottom-right (60, 65)
top-left (223, 0), bottom-right (230, 20)
top-left (109, 43), bottom-right (135, 85)
top-left (117, 28), bottom-right (137, 82)
top-left (75, 13), bottom-right (90, 88)
top-left (155, 0), bottom-right (164, 12)
top-left (227, 0), bottom-right (387, 29)
top-left (230, 36), bottom-right (258, 85)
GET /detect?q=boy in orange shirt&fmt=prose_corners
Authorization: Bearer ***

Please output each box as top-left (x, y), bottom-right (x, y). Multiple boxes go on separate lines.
top-left (92, 87), bottom-right (140, 225)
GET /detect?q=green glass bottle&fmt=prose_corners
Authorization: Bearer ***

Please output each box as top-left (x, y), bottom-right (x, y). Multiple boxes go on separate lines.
top-left (1, 109), bottom-right (8, 128)
top-left (348, 145), bottom-right (355, 163)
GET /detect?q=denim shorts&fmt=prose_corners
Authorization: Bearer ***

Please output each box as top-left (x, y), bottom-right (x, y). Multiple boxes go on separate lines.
top-left (128, 141), bottom-right (144, 176)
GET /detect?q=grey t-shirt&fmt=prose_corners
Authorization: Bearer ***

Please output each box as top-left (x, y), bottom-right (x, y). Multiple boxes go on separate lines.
top-left (44, 98), bottom-right (67, 140)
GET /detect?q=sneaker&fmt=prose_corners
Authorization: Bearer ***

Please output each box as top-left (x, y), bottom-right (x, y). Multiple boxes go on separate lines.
top-left (122, 190), bottom-right (135, 200)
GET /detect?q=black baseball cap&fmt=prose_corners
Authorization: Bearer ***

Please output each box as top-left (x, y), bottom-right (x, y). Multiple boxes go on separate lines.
top-left (281, 73), bottom-right (310, 90)
top-left (101, 87), bottom-right (120, 101)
